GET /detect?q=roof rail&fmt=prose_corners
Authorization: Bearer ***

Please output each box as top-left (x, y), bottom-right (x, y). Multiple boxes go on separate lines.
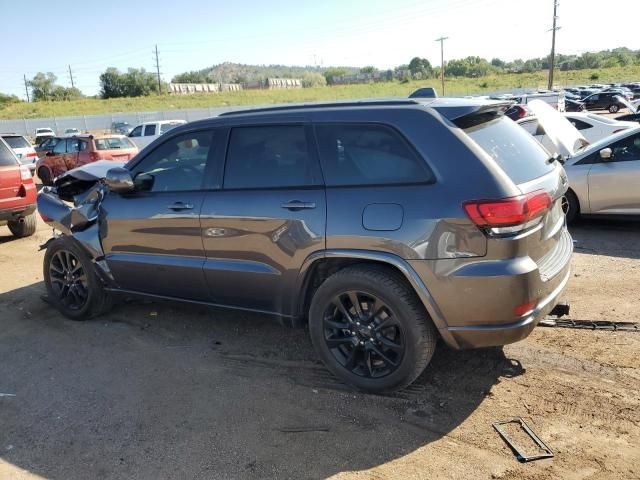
top-left (219, 99), bottom-right (421, 117)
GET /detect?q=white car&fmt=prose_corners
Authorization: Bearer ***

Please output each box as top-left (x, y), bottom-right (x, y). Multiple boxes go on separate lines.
top-left (34, 127), bottom-right (55, 145)
top-left (0, 134), bottom-right (38, 173)
top-left (525, 100), bottom-right (640, 223)
top-left (563, 113), bottom-right (636, 143)
top-left (63, 128), bottom-right (81, 137)
top-left (128, 120), bottom-right (186, 149)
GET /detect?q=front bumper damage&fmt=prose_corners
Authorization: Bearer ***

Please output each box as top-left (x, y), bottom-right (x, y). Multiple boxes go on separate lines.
top-left (37, 161), bottom-right (124, 286)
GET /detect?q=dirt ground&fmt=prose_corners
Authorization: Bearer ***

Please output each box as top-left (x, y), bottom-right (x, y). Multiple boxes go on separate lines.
top-left (0, 216), bottom-right (638, 480)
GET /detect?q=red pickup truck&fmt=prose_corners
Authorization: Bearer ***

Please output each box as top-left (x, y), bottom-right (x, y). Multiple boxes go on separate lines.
top-left (0, 137), bottom-right (37, 237)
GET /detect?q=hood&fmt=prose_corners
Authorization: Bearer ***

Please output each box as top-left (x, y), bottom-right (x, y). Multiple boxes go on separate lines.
top-left (527, 99), bottom-right (589, 158)
top-left (614, 95), bottom-right (638, 114)
top-left (52, 160), bottom-right (125, 201)
top-left (55, 160), bottom-right (126, 183)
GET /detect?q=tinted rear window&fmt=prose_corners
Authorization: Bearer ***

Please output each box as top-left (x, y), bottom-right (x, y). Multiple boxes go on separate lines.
top-left (2, 136), bottom-right (30, 149)
top-left (465, 116), bottom-right (554, 184)
top-left (95, 137), bottom-right (135, 150)
top-left (0, 140), bottom-right (18, 166)
top-left (315, 124), bottom-right (432, 186)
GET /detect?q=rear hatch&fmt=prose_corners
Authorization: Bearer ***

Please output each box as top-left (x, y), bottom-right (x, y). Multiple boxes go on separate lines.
top-left (0, 140), bottom-right (22, 203)
top-left (460, 111), bottom-right (570, 278)
top-left (94, 137), bottom-right (138, 161)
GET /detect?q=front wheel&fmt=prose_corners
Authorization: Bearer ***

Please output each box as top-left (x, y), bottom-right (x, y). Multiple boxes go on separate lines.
top-left (562, 190), bottom-right (580, 225)
top-left (43, 236), bottom-right (112, 320)
top-left (608, 104), bottom-right (620, 113)
top-left (308, 265), bottom-right (437, 393)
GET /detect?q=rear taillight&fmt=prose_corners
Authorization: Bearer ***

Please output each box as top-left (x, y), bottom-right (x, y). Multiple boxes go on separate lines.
top-left (19, 165), bottom-right (33, 181)
top-left (463, 190), bottom-right (552, 234)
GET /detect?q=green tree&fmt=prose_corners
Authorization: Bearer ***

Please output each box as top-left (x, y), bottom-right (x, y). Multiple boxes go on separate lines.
top-left (0, 92), bottom-right (20, 108)
top-left (301, 72), bottom-right (326, 88)
top-left (172, 71), bottom-right (210, 83)
top-left (359, 66), bottom-right (377, 74)
top-left (323, 67), bottom-right (349, 85)
top-left (99, 67), bottom-right (162, 98)
top-left (408, 57), bottom-right (432, 78)
top-left (28, 72), bottom-right (58, 101)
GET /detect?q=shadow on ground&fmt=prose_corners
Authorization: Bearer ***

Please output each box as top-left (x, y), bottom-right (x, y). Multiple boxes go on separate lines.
top-left (569, 217), bottom-right (640, 260)
top-left (0, 282), bottom-right (522, 479)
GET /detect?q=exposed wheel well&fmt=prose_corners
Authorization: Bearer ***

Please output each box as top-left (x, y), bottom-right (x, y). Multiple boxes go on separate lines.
top-left (297, 258), bottom-right (415, 321)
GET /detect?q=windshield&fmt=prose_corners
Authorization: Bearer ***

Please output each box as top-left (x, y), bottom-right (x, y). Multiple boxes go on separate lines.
top-left (2, 136), bottom-right (30, 149)
top-left (465, 116), bottom-right (555, 184)
top-left (94, 137), bottom-right (136, 150)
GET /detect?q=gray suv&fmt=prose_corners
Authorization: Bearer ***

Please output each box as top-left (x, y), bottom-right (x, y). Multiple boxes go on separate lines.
top-left (38, 99), bottom-right (572, 393)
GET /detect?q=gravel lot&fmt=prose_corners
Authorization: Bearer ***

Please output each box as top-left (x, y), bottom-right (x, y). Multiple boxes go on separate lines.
top-left (0, 216), bottom-right (638, 480)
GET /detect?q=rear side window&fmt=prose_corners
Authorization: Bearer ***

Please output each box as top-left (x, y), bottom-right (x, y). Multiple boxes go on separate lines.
top-left (144, 124), bottom-right (157, 136)
top-left (95, 137), bottom-right (135, 150)
top-left (0, 140), bottom-right (18, 166)
top-left (160, 122), bottom-right (182, 134)
top-left (465, 117), bottom-right (554, 184)
top-left (53, 139), bottom-right (67, 155)
top-left (315, 124), bottom-right (432, 186)
top-left (2, 136), bottom-right (30, 149)
top-left (224, 126), bottom-right (317, 189)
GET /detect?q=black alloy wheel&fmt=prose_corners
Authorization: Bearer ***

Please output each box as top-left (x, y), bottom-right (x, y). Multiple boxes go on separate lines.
top-left (48, 249), bottom-right (89, 311)
top-left (322, 290), bottom-right (405, 378)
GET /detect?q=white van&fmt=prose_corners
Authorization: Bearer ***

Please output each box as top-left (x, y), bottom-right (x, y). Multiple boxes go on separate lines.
top-left (513, 92), bottom-right (566, 112)
top-left (128, 120), bottom-right (187, 149)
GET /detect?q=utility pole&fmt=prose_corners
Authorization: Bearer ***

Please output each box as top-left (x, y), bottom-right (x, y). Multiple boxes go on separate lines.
top-left (68, 65), bottom-right (75, 89)
top-left (548, 0), bottom-right (560, 90)
top-left (23, 74), bottom-right (30, 102)
top-left (154, 44), bottom-right (162, 95)
top-left (435, 36), bottom-right (448, 96)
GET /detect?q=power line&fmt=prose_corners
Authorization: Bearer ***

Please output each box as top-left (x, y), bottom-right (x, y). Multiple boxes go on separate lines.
top-left (548, 0), bottom-right (560, 89)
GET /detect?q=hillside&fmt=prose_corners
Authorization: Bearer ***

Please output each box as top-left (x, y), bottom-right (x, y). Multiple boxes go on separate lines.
top-left (2, 66), bottom-right (640, 120)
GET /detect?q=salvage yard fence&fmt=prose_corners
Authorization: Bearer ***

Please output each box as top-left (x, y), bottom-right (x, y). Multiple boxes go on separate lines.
top-left (0, 106), bottom-right (239, 137)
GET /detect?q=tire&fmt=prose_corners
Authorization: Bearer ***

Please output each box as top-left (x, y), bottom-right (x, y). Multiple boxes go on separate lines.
top-left (43, 236), bottom-right (112, 320)
top-left (563, 189), bottom-right (580, 225)
top-left (308, 265), bottom-right (437, 393)
top-left (608, 104), bottom-right (620, 113)
top-left (8, 212), bottom-right (37, 238)
top-left (38, 167), bottom-right (52, 186)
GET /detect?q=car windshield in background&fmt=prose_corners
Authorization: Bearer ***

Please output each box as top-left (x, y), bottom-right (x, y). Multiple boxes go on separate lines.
top-left (465, 116), bottom-right (555, 184)
top-left (95, 137), bottom-right (135, 150)
top-left (2, 136), bottom-right (31, 149)
top-left (160, 123), bottom-right (182, 134)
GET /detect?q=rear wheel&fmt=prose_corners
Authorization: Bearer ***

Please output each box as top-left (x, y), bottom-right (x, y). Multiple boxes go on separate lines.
top-left (562, 189), bottom-right (580, 224)
top-left (43, 236), bottom-right (112, 320)
top-left (308, 265), bottom-right (437, 393)
top-left (608, 104), bottom-right (620, 113)
top-left (8, 212), bottom-right (37, 238)
top-left (38, 167), bottom-right (52, 186)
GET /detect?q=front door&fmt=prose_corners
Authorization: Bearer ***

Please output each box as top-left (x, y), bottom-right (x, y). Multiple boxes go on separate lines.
top-left (588, 131), bottom-right (640, 215)
top-left (200, 125), bottom-right (326, 316)
top-left (101, 129), bottom-right (220, 300)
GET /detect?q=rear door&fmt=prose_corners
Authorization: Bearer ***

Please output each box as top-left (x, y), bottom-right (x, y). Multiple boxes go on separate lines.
top-left (200, 124), bottom-right (326, 315)
top-left (101, 129), bottom-right (220, 300)
top-left (588, 131), bottom-right (640, 214)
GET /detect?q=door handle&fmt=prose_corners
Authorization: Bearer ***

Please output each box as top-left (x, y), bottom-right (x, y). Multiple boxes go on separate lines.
top-left (280, 200), bottom-right (316, 211)
top-left (168, 202), bottom-right (194, 211)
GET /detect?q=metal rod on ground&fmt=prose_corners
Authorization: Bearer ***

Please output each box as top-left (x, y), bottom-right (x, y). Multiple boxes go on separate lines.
top-left (23, 74), bottom-right (30, 102)
top-left (435, 36), bottom-right (448, 96)
top-left (547, 0), bottom-right (560, 90)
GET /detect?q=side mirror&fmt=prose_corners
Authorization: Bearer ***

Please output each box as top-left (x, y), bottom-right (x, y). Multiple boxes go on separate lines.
top-left (105, 167), bottom-right (134, 193)
top-left (599, 148), bottom-right (612, 160)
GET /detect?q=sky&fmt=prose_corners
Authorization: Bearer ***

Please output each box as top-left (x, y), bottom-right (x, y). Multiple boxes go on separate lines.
top-left (1, 0), bottom-right (639, 98)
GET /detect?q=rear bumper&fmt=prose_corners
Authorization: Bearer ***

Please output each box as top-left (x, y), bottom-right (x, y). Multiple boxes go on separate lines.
top-left (446, 266), bottom-right (571, 348)
top-left (408, 227), bottom-right (573, 349)
top-left (0, 203), bottom-right (36, 222)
